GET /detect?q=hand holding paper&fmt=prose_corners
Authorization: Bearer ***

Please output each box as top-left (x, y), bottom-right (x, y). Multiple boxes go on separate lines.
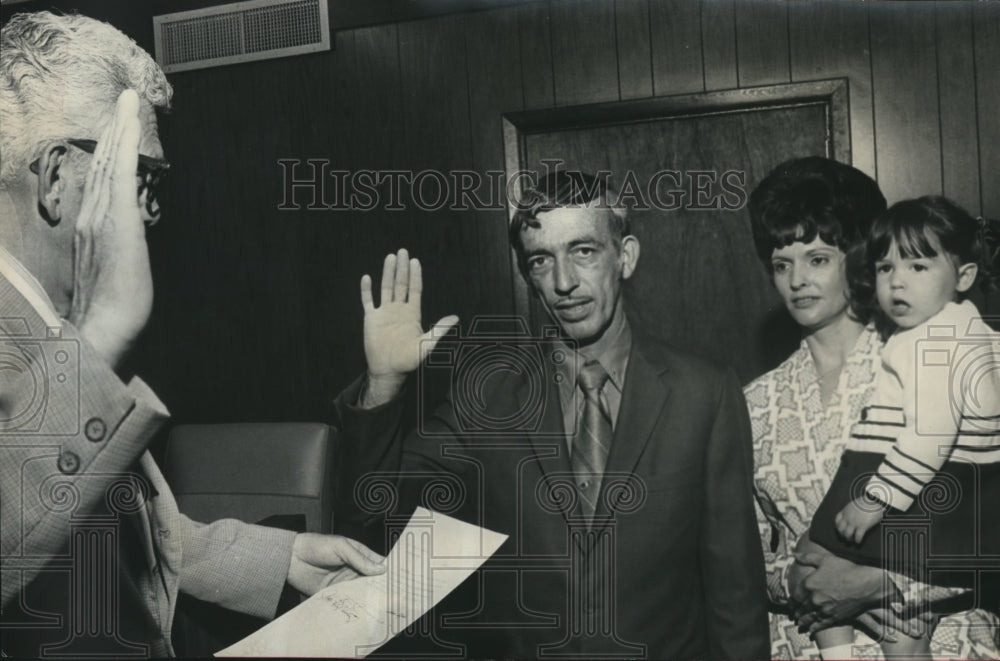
top-left (217, 508), bottom-right (507, 658)
top-left (286, 533), bottom-right (387, 596)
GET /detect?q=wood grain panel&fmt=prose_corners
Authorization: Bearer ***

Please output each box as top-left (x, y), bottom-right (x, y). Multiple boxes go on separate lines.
top-left (465, 8), bottom-right (523, 314)
top-left (735, 0), bottom-right (790, 87)
top-left (649, 0), bottom-right (703, 95)
top-left (348, 25), bottom-right (406, 171)
top-left (328, 0), bottom-right (536, 31)
top-left (396, 16), bottom-right (484, 329)
top-left (151, 56), bottom-right (333, 421)
top-left (700, 0), bottom-right (737, 91)
top-left (788, 2), bottom-right (876, 180)
top-left (974, 2), bottom-right (1000, 219)
top-left (870, 2), bottom-right (941, 203)
top-left (615, 0), bottom-right (653, 100)
top-left (935, 1), bottom-right (980, 214)
top-left (549, 0), bottom-right (619, 106)
top-left (518, 1), bottom-right (555, 109)
top-left (973, 3), bottom-right (1000, 315)
top-left (298, 26), bottom-right (398, 412)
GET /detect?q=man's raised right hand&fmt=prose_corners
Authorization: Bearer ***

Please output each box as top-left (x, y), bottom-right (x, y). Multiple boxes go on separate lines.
top-left (69, 89), bottom-right (152, 372)
top-left (359, 248), bottom-right (458, 408)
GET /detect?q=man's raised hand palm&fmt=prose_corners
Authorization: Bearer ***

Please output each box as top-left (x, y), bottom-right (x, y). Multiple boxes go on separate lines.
top-left (361, 249), bottom-right (458, 380)
top-left (70, 89), bottom-right (153, 370)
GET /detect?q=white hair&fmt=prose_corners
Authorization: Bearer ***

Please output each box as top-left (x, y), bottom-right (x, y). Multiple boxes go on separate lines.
top-left (0, 11), bottom-right (173, 186)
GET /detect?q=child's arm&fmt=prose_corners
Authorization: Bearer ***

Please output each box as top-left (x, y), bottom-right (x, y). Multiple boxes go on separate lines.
top-left (834, 389), bottom-right (956, 543)
top-left (835, 497), bottom-right (887, 544)
top-left (838, 328), bottom-right (972, 546)
top-left (863, 339), bottom-right (960, 516)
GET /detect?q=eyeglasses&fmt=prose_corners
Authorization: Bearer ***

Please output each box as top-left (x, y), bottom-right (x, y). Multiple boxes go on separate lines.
top-left (29, 138), bottom-right (170, 220)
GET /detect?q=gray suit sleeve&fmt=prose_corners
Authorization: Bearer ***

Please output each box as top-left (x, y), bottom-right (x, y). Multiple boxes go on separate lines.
top-left (176, 514), bottom-right (297, 619)
top-left (2, 314), bottom-right (168, 608)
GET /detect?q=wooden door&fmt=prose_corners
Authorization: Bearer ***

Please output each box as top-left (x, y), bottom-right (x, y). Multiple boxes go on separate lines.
top-left (503, 79), bottom-right (850, 383)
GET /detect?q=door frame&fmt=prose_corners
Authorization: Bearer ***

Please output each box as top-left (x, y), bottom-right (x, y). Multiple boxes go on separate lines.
top-left (501, 77), bottom-right (851, 319)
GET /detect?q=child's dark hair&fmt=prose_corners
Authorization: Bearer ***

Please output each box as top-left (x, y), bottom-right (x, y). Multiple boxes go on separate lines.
top-left (852, 195), bottom-right (1000, 334)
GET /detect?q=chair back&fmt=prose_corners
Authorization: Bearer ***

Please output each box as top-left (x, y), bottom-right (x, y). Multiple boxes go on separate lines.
top-left (163, 422), bottom-right (334, 533)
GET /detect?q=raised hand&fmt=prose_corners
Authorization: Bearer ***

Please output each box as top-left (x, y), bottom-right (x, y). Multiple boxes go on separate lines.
top-left (68, 89), bottom-right (152, 371)
top-left (359, 248), bottom-right (458, 407)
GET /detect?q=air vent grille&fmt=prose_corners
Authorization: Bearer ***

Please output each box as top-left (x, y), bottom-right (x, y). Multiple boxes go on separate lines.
top-left (154, 0), bottom-right (329, 73)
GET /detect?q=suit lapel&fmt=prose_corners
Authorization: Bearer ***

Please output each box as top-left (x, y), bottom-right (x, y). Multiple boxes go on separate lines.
top-left (518, 335), bottom-right (673, 544)
top-left (516, 363), bottom-right (577, 524)
top-left (593, 339), bottom-right (672, 530)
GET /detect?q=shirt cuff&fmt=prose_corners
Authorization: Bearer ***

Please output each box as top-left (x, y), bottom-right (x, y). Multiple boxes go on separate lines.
top-left (865, 473), bottom-right (917, 511)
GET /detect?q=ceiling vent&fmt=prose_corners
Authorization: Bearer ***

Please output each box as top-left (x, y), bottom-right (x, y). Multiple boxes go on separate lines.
top-left (153, 0), bottom-right (330, 73)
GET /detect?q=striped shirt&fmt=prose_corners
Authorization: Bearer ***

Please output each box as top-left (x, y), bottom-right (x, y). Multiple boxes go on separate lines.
top-left (850, 300), bottom-right (1000, 511)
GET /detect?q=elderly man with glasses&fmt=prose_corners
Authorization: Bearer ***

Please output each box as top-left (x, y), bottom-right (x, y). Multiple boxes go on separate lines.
top-left (28, 138), bottom-right (170, 223)
top-left (0, 12), bottom-right (384, 658)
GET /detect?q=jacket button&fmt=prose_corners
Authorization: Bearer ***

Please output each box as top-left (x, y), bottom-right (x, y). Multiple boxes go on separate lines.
top-left (57, 451), bottom-right (80, 475)
top-left (84, 417), bottom-right (107, 442)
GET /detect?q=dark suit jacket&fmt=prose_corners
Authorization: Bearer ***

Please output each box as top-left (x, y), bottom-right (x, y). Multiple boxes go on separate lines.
top-left (335, 329), bottom-right (769, 660)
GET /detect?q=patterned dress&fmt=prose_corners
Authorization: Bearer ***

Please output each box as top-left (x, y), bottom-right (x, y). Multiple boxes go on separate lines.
top-left (745, 325), bottom-right (1000, 659)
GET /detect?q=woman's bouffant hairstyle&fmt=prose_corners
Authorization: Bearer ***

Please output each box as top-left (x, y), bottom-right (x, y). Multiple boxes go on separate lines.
top-left (749, 157), bottom-right (886, 325)
top-left (748, 157), bottom-right (886, 270)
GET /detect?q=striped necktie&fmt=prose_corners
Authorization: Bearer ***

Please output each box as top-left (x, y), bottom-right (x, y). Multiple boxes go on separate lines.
top-left (572, 360), bottom-right (612, 522)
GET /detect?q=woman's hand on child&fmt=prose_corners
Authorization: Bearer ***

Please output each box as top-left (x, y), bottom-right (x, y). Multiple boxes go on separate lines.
top-left (835, 496), bottom-right (884, 544)
top-left (791, 550), bottom-right (898, 632)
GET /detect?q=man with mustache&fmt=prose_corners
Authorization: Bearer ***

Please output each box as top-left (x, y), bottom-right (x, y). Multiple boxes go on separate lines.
top-left (335, 171), bottom-right (769, 659)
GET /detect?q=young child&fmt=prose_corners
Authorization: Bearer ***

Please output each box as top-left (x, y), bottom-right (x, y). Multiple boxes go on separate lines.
top-left (808, 196), bottom-right (1000, 659)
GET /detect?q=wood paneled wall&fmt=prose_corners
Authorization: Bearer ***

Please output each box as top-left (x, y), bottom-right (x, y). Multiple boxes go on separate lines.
top-left (3, 1), bottom-right (998, 423)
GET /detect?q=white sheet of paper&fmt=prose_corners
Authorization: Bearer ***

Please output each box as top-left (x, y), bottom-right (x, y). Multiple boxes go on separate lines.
top-left (216, 507), bottom-right (507, 658)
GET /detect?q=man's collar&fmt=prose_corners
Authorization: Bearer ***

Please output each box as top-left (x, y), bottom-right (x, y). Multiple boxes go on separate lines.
top-left (0, 243), bottom-right (62, 331)
top-left (556, 314), bottom-right (632, 391)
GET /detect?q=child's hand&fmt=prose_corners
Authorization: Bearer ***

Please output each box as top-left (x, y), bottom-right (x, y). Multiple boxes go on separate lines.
top-left (835, 497), bottom-right (884, 544)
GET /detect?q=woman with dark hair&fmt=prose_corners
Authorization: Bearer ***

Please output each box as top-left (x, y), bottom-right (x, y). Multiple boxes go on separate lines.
top-left (745, 158), bottom-right (999, 659)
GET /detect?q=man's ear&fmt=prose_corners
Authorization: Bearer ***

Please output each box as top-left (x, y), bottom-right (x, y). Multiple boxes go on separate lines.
top-left (620, 235), bottom-right (640, 280)
top-left (35, 144), bottom-right (68, 225)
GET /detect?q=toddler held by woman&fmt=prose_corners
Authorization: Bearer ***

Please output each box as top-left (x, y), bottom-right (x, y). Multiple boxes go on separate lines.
top-left (809, 196), bottom-right (1000, 659)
